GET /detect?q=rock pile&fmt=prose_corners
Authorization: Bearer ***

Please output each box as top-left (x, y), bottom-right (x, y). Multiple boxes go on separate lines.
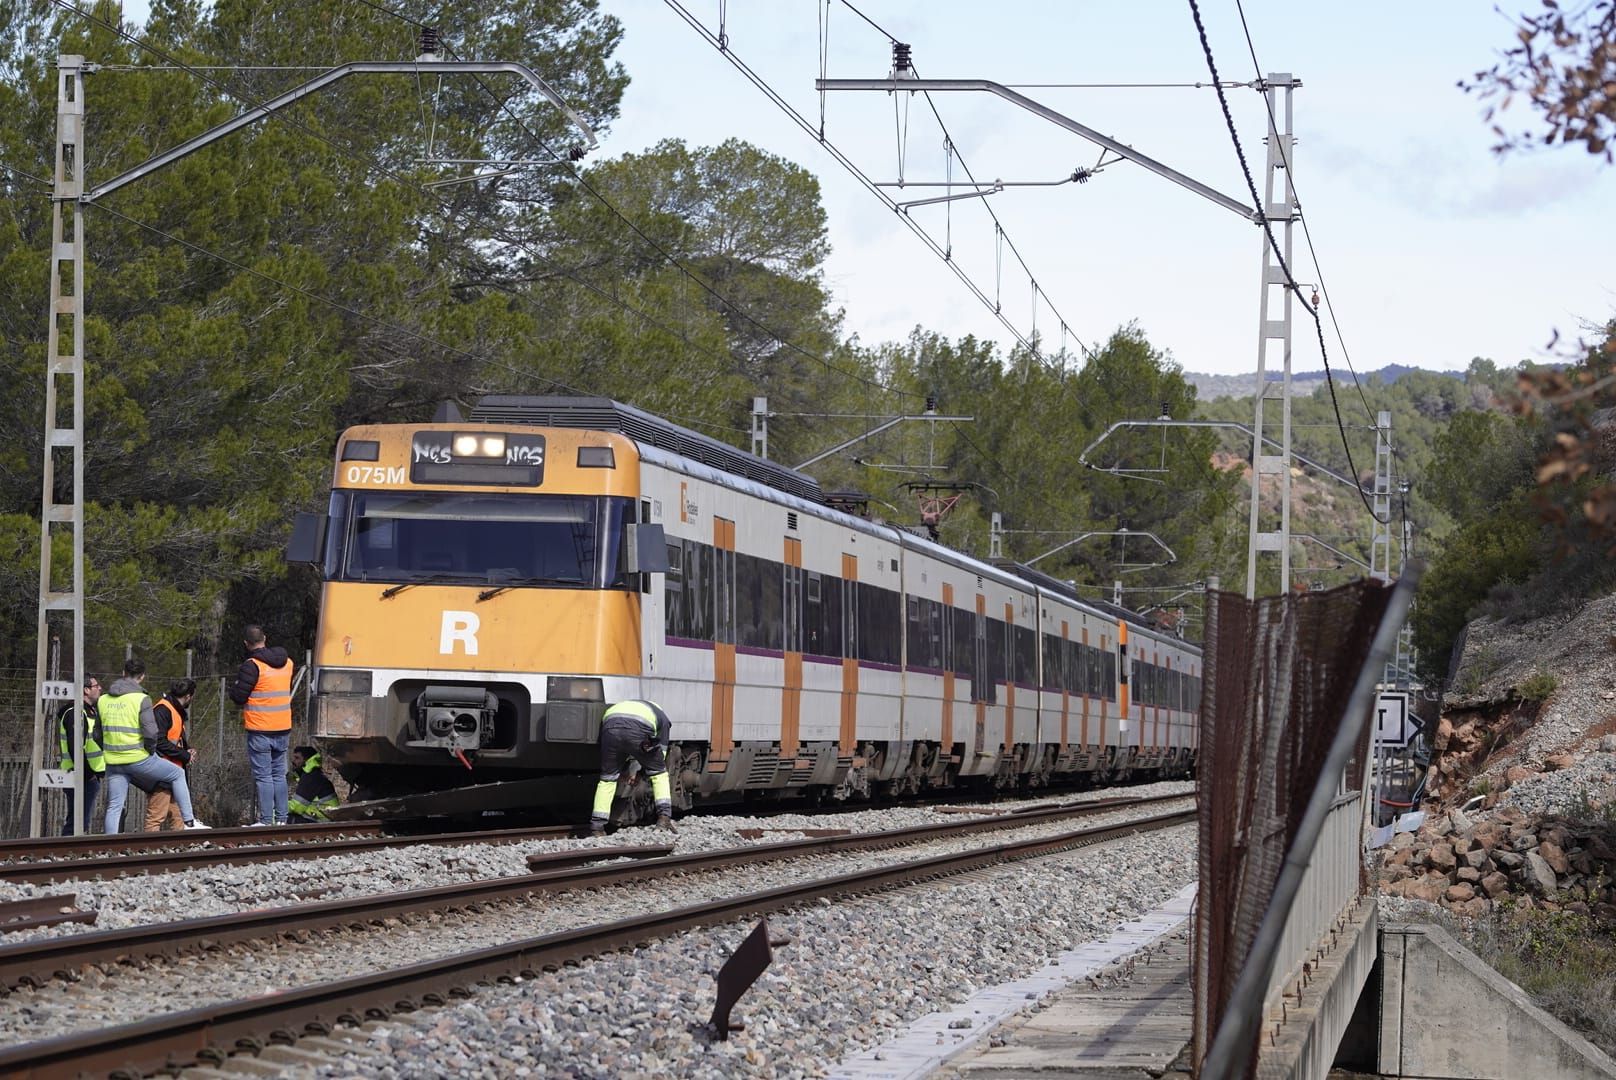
top-left (1377, 806), bottom-right (1616, 922)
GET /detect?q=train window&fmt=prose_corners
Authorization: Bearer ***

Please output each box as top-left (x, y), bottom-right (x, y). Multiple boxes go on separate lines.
top-left (986, 619), bottom-right (1006, 692)
top-left (926, 599), bottom-right (944, 670)
top-left (342, 492), bottom-right (616, 586)
top-left (664, 543), bottom-right (683, 640)
top-left (1013, 626), bottom-right (1037, 687)
top-left (952, 608), bottom-right (974, 680)
top-left (323, 490), bottom-right (351, 580)
top-left (819, 573), bottom-right (842, 658)
top-left (841, 576), bottom-right (857, 660)
top-left (1043, 634), bottom-right (1062, 691)
top-left (713, 546), bottom-right (735, 645)
top-left (905, 597), bottom-right (924, 670)
top-left (762, 559), bottom-right (784, 651)
top-left (857, 583), bottom-right (900, 666)
top-left (736, 554), bottom-right (782, 650)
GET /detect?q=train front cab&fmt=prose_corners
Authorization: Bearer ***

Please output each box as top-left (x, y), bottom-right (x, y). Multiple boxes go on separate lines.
top-left (290, 423), bottom-right (668, 794)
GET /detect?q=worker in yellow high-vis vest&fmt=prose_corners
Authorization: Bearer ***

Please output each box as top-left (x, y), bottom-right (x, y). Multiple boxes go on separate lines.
top-left (99, 658), bottom-right (209, 833)
top-left (589, 700), bottom-right (675, 835)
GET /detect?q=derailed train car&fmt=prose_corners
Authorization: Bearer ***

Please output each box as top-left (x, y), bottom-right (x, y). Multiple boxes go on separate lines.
top-left (288, 397), bottom-right (1199, 815)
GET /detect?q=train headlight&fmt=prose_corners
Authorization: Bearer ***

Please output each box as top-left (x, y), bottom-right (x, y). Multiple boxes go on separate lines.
top-left (449, 433), bottom-right (507, 458)
top-left (547, 676), bottom-right (604, 702)
top-left (318, 669), bottom-right (373, 695)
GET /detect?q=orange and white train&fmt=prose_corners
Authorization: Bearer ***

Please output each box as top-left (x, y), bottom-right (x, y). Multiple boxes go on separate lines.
top-left (289, 397), bottom-right (1200, 815)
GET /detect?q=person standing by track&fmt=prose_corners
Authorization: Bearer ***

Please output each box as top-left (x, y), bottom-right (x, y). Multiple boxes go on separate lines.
top-left (589, 699), bottom-right (676, 835)
top-left (142, 679), bottom-right (197, 831)
top-left (100, 659), bottom-right (208, 832)
top-left (230, 624), bottom-right (295, 826)
top-left (57, 674), bottom-right (104, 835)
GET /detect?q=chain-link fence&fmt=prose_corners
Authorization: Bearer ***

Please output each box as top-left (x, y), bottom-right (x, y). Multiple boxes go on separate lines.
top-left (0, 664), bottom-right (312, 838)
top-left (1191, 579), bottom-right (1396, 1078)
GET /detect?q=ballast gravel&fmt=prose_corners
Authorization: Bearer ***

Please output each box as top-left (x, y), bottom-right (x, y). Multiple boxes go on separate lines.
top-left (0, 785), bottom-right (1194, 1052)
top-left (304, 823), bottom-right (1198, 1079)
top-left (0, 780), bottom-right (1194, 941)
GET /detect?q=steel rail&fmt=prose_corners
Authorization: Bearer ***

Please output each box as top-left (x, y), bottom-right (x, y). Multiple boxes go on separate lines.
top-left (0, 824), bottom-right (578, 885)
top-left (0, 792), bottom-right (1191, 989)
top-left (0, 808), bottom-right (1194, 1077)
top-left (0, 820), bottom-right (383, 858)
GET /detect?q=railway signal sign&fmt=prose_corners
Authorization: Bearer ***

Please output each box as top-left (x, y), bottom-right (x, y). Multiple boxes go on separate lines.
top-left (40, 680), bottom-right (74, 701)
top-left (1374, 691), bottom-right (1414, 748)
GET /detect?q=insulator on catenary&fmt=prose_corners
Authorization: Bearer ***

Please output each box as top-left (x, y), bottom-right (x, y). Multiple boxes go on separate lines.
top-left (418, 26), bottom-right (439, 57)
top-left (892, 42), bottom-right (913, 76)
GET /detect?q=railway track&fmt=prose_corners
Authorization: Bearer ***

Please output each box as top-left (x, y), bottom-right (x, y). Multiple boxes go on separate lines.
top-left (0, 791), bottom-right (1188, 990)
top-left (0, 823), bottom-right (579, 885)
top-left (0, 820), bottom-right (383, 861)
top-left (0, 798), bottom-right (1195, 1077)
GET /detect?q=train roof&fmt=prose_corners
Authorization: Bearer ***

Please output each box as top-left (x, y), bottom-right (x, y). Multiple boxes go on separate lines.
top-left (469, 396), bottom-right (824, 503)
top-left (466, 396), bottom-right (1193, 646)
top-left (1001, 560), bottom-right (1192, 643)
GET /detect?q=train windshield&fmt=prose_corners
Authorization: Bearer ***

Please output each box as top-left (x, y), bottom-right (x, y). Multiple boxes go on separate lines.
top-left (333, 492), bottom-right (630, 588)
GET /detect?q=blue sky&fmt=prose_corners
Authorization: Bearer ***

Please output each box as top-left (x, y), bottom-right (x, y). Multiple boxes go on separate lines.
top-left (593, 1), bottom-right (1616, 376)
top-left (115, 1), bottom-right (1616, 377)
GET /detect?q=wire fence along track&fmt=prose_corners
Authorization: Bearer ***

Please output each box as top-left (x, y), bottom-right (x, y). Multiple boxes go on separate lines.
top-left (1192, 580), bottom-right (1390, 1077)
top-left (0, 805), bottom-right (1193, 1076)
top-left (0, 793), bottom-right (1192, 991)
top-left (0, 665), bottom-right (318, 839)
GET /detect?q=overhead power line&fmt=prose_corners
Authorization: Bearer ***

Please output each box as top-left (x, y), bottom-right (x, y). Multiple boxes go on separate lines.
top-left (1183, 0), bottom-right (1388, 525)
top-left (49, 0), bottom-right (904, 415)
top-left (1232, 0), bottom-right (1377, 430)
top-left (833, 0), bottom-right (1091, 373)
top-left (663, 0), bottom-right (1094, 369)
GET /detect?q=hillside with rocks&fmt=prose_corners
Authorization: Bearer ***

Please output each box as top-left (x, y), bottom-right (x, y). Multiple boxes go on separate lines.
top-left (1377, 592), bottom-right (1616, 923)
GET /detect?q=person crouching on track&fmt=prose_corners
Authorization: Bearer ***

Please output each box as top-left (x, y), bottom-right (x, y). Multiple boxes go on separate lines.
top-left (100, 659), bottom-right (208, 832)
top-left (143, 679), bottom-right (197, 831)
top-left (590, 700), bottom-right (675, 835)
top-left (288, 745), bottom-right (339, 823)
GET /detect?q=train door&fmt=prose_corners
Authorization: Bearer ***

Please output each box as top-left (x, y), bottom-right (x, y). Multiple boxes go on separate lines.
top-left (839, 554), bottom-right (858, 753)
top-left (974, 597), bottom-right (993, 705)
top-left (710, 517), bottom-right (736, 756)
top-left (782, 538), bottom-right (803, 755)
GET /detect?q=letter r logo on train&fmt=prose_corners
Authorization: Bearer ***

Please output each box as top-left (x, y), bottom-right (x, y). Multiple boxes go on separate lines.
top-left (440, 610), bottom-right (480, 656)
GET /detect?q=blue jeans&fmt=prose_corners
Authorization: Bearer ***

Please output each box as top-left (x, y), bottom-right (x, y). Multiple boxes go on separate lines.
top-left (61, 771), bottom-right (102, 835)
top-left (104, 756), bottom-right (193, 833)
top-left (247, 730), bottom-right (290, 824)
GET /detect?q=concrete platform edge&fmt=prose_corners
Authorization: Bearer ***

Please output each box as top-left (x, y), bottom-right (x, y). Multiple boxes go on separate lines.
top-left (826, 881), bottom-right (1199, 1080)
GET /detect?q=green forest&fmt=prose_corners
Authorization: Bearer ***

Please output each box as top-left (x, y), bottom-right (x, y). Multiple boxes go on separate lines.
top-left (1, 0), bottom-right (1612, 689)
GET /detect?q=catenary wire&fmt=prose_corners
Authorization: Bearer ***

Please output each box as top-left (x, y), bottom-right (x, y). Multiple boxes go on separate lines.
top-left (0, 157), bottom-right (748, 439)
top-left (1232, 0), bottom-right (1377, 429)
top-left (48, 0), bottom-right (900, 414)
top-left (662, 0), bottom-right (1077, 371)
top-left (1183, 0), bottom-right (1388, 524)
top-left (324, 0), bottom-right (912, 405)
top-left (836, 0), bottom-right (1094, 367)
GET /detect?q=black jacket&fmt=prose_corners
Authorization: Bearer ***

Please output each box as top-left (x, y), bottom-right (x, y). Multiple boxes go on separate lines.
top-left (230, 646), bottom-right (292, 707)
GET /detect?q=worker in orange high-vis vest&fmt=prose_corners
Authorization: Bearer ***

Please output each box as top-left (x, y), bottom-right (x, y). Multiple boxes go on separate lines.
top-left (229, 624), bottom-right (296, 826)
top-left (143, 678), bottom-right (197, 831)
